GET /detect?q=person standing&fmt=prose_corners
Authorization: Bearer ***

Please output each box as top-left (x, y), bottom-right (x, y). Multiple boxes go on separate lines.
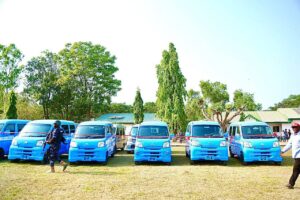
top-left (281, 122), bottom-right (300, 189)
top-left (46, 120), bottom-right (68, 173)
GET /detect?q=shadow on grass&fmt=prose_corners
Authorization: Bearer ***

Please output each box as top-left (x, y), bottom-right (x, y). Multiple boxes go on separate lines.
top-left (66, 171), bottom-right (121, 176)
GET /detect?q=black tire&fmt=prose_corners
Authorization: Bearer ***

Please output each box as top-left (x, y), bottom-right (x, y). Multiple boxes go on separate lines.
top-left (165, 162), bottom-right (171, 166)
top-left (274, 162), bottom-right (282, 166)
top-left (229, 147), bottom-right (234, 158)
top-left (240, 152), bottom-right (248, 165)
top-left (190, 160), bottom-right (196, 165)
top-left (221, 161), bottom-right (228, 166)
top-left (135, 161), bottom-right (141, 165)
top-left (10, 159), bottom-right (19, 163)
top-left (0, 148), bottom-right (5, 159)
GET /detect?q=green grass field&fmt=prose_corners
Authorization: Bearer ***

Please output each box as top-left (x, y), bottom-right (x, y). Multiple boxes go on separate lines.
top-left (0, 146), bottom-right (298, 200)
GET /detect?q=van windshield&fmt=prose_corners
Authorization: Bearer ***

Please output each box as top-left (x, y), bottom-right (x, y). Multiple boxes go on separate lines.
top-left (138, 126), bottom-right (169, 138)
top-left (241, 125), bottom-right (273, 138)
top-left (20, 124), bottom-right (52, 137)
top-left (75, 125), bottom-right (105, 139)
top-left (192, 125), bottom-right (222, 137)
top-left (0, 123), bottom-right (4, 132)
top-left (131, 127), bottom-right (138, 137)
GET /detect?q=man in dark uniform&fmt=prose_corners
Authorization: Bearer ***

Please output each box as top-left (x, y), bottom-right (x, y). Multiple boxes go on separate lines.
top-left (46, 120), bottom-right (68, 173)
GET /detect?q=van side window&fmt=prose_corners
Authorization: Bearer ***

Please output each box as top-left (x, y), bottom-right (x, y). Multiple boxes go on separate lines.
top-left (62, 125), bottom-right (70, 135)
top-left (17, 124), bottom-right (26, 132)
top-left (232, 127), bottom-right (236, 136)
top-left (236, 126), bottom-right (240, 134)
top-left (70, 125), bottom-right (76, 134)
top-left (4, 124), bottom-right (16, 135)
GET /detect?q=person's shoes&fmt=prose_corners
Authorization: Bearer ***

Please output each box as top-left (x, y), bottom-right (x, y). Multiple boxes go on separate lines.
top-left (46, 166), bottom-right (55, 173)
top-left (60, 161), bottom-right (68, 172)
top-left (285, 184), bottom-right (294, 189)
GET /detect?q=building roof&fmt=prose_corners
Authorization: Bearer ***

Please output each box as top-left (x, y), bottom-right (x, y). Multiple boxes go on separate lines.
top-left (277, 108), bottom-right (300, 119)
top-left (96, 113), bottom-right (159, 124)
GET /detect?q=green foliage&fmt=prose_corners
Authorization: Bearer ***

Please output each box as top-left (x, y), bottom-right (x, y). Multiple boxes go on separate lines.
top-left (24, 42), bottom-right (121, 121)
top-left (270, 94), bottom-right (300, 110)
top-left (6, 91), bottom-right (18, 119)
top-left (57, 41), bottom-right (121, 121)
top-left (185, 89), bottom-right (203, 122)
top-left (0, 44), bottom-right (23, 92)
top-left (144, 102), bottom-right (157, 113)
top-left (156, 43), bottom-right (187, 133)
top-left (24, 50), bottom-right (59, 119)
top-left (233, 89), bottom-right (262, 111)
top-left (133, 88), bottom-right (144, 124)
top-left (108, 103), bottom-right (132, 113)
top-left (17, 93), bottom-right (44, 120)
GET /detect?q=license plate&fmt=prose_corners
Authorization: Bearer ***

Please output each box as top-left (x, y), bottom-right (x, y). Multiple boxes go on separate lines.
top-left (149, 157), bottom-right (157, 161)
top-left (84, 156), bottom-right (90, 161)
top-left (261, 156), bottom-right (267, 161)
top-left (206, 155), bottom-right (214, 160)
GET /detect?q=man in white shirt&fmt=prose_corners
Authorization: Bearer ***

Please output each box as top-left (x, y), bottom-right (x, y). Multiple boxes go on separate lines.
top-left (281, 122), bottom-right (300, 189)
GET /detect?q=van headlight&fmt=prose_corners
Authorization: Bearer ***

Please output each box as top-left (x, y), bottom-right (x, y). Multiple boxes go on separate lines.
top-left (12, 139), bottom-right (18, 146)
top-left (163, 142), bottom-right (170, 148)
top-left (191, 140), bottom-right (200, 147)
top-left (36, 140), bottom-right (44, 147)
top-left (243, 141), bottom-right (252, 148)
top-left (136, 141), bottom-right (143, 148)
top-left (70, 141), bottom-right (77, 148)
top-left (273, 141), bottom-right (279, 147)
top-left (98, 141), bottom-right (105, 148)
top-left (220, 141), bottom-right (227, 147)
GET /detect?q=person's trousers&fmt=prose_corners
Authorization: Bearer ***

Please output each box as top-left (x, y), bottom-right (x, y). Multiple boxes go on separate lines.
top-left (48, 145), bottom-right (61, 167)
top-left (289, 158), bottom-right (300, 186)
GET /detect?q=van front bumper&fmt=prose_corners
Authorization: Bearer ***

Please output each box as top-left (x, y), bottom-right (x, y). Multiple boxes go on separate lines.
top-left (68, 147), bottom-right (107, 162)
top-left (190, 146), bottom-right (228, 161)
top-left (8, 146), bottom-right (45, 161)
top-left (134, 147), bottom-right (172, 163)
top-left (243, 147), bottom-right (282, 162)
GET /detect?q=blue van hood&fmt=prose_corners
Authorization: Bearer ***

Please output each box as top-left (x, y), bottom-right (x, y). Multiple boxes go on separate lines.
top-left (72, 139), bottom-right (105, 149)
top-left (15, 137), bottom-right (44, 148)
top-left (245, 138), bottom-right (277, 149)
top-left (137, 138), bottom-right (169, 148)
top-left (191, 137), bottom-right (225, 148)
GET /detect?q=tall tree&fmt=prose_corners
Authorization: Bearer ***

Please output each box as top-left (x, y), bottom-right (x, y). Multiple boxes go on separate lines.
top-left (108, 103), bottom-right (133, 113)
top-left (17, 93), bottom-right (44, 120)
top-left (57, 41), bottom-right (121, 121)
top-left (185, 89), bottom-right (203, 122)
top-left (24, 50), bottom-right (59, 119)
top-left (6, 91), bottom-right (18, 119)
top-left (270, 94), bottom-right (300, 110)
top-left (144, 102), bottom-right (157, 113)
top-left (156, 43), bottom-right (187, 133)
top-left (0, 44), bottom-right (23, 114)
top-left (199, 81), bottom-right (261, 131)
top-left (133, 88), bottom-right (144, 124)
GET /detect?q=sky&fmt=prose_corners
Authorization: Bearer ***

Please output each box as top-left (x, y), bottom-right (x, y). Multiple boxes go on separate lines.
top-left (0, 0), bottom-right (300, 109)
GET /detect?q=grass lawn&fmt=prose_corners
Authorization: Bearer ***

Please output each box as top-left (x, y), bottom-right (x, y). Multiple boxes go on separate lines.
top-left (0, 146), bottom-right (299, 200)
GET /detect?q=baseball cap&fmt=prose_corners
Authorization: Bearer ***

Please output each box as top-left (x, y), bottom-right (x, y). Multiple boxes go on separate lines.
top-left (291, 122), bottom-right (300, 128)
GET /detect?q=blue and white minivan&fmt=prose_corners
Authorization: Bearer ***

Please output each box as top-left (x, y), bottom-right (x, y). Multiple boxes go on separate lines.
top-left (8, 120), bottom-right (76, 163)
top-left (228, 121), bottom-right (282, 165)
top-left (68, 121), bottom-right (116, 164)
top-left (0, 119), bottom-right (30, 159)
top-left (125, 124), bottom-right (139, 153)
top-left (134, 121), bottom-right (172, 165)
top-left (185, 121), bottom-right (228, 165)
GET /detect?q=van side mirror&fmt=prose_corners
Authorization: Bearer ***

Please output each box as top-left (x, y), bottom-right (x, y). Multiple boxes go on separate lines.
top-left (185, 132), bottom-right (190, 137)
top-left (169, 133), bottom-right (175, 139)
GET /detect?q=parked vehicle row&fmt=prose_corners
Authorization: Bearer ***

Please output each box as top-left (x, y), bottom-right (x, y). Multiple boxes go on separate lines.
top-left (0, 119), bottom-right (283, 166)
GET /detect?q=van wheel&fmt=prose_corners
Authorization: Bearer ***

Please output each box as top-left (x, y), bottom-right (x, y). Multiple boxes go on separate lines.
top-left (10, 159), bottom-right (19, 163)
top-left (274, 162), bottom-right (282, 166)
top-left (221, 161), bottom-right (228, 166)
top-left (103, 152), bottom-right (108, 165)
top-left (229, 147), bottom-right (234, 158)
top-left (240, 152), bottom-right (248, 165)
top-left (190, 160), bottom-right (196, 165)
top-left (165, 162), bottom-right (171, 166)
top-left (135, 161), bottom-right (141, 165)
top-left (0, 148), bottom-right (5, 159)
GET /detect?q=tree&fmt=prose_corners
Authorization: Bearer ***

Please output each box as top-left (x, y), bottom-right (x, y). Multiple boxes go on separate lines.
top-left (156, 43), bottom-right (187, 133)
top-left (144, 102), bottom-right (157, 113)
top-left (24, 50), bottom-right (59, 119)
top-left (199, 81), bottom-right (245, 131)
top-left (185, 89), bottom-right (203, 122)
top-left (17, 93), bottom-right (44, 120)
top-left (0, 44), bottom-right (23, 115)
top-left (270, 94), bottom-right (300, 110)
top-left (6, 91), bottom-right (18, 119)
top-left (233, 89), bottom-right (262, 111)
top-left (133, 88), bottom-right (144, 124)
top-left (57, 41), bottom-right (121, 121)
